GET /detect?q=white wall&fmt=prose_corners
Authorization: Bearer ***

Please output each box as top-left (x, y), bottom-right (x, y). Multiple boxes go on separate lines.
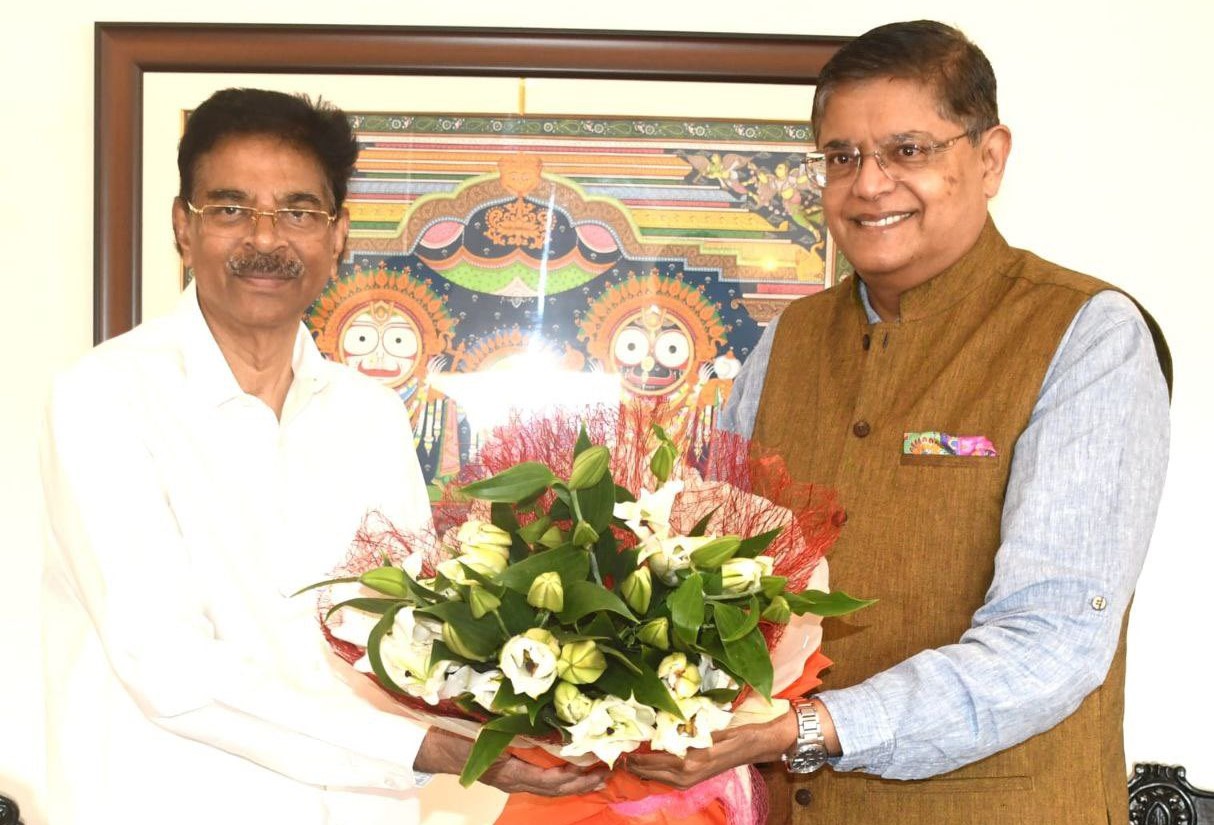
top-left (3, 2), bottom-right (1210, 822)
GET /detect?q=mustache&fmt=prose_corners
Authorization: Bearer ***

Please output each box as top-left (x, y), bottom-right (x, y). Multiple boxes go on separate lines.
top-left (225, 252), bottom-right (305, 280)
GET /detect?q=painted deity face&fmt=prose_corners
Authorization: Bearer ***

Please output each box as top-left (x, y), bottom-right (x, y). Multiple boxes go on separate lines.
top-left (338, 301), bottom-right (421, 388)
top-left (609, 304), bottom-right (694, 396)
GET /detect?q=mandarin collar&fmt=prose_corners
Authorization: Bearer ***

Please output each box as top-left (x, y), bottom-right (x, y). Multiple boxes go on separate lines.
top-left (851, 215), bottom-right (1014, 324)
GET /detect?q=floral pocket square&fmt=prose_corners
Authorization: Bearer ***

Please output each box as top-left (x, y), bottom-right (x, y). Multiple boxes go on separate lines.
top-left (903, 431), bottom-right (998, 457)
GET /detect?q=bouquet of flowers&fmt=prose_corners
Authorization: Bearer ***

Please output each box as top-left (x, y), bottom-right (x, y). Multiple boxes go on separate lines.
top-left (304, 408), bottom-right (870, 796)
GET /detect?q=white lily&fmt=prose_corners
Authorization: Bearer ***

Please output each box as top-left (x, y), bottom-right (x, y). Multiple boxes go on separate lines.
top-left (559, 696), bottom-right (657, 766)
top-left (613, 480), bottom-right (684, 542)
top-left (652, 696), bottom-right (733, 757)
top-left (499, 629), bottom-right (561, 699)
top-left (699, 654), bottom-right (739, 694)
top-left (436, 545), bottom-right (509, 585)
top-left (441, 665), bottom-right (505, 712)
top-left (657, 652), bottom-right (702, 699)
top-left (356, 629), bottom-right (453, 705)
top-left (720, 555), bottom-right (775, 594)
top-left (637, 534), bottom-right (715, 585)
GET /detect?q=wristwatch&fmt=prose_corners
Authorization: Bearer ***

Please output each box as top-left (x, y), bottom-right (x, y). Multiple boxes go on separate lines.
top-left (782, 698), bottom-right (829, 774)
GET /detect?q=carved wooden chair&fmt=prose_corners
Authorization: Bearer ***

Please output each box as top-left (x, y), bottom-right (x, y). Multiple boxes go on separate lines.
top-left (1130, 763), bottom-right (1214, 824)
top-left (0, 793), bottom-right (22, 825)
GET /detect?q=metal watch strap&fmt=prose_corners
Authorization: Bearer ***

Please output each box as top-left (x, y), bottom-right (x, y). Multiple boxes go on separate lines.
top-left (782, 698), bottom-right (829, 773)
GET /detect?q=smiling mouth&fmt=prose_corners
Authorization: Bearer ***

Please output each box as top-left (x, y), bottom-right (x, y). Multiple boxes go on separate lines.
top-left (855, 212), bottom-right (914, 228)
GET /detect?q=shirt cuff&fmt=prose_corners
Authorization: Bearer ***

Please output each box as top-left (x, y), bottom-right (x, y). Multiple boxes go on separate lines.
top-left (818, 682), bottom-right (896, 774)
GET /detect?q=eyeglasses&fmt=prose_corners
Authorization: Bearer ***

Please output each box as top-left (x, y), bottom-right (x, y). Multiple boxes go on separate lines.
top-left (186, 202), bottom-right (337, 238)
top-left (805, 130), bottom-right (975, 188)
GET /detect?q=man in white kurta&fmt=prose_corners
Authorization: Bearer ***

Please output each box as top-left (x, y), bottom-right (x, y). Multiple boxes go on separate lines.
top-left (41, 87), bottom-right (598, 825)
top-left (41, 279), bottom-right (439, 823)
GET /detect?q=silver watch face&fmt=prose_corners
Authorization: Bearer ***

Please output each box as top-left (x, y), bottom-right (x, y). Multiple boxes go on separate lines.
top-left (788, 744), bottom-right (829, 774)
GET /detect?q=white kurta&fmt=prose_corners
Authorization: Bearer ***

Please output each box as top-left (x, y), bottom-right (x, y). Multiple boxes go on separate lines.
top-left (40, 283), bottom-right (457, 824)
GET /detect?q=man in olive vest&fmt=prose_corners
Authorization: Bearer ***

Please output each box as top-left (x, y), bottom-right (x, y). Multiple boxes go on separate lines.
top-left (627, 20), bottom-right (1171, 825)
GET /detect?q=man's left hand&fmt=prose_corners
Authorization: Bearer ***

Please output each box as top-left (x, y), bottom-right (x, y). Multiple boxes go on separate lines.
top-left (625, 710), bottom-right (797, 790)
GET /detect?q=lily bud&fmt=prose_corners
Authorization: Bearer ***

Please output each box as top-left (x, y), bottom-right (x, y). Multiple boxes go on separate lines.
top-left (571, 520), bottom-right (600, 547)
top-left (556, 639), bottom-right (607, 685)
top-left (517, 516), bottom-right (552, 544)
top-left (620, 567), bottom-right (653, 614)
top-left (568, 445), bottom-right (611, 490)
top-left (720, 556), bottom-right (775, 594)
top-left (688, 536), bottom-right (742, 569)
top-left (527, 571), bottom-right (565, 612)
top-left (636, 617), bottom-right (671, 650)
top-left (359, 566), bottom-right (410, 599)
top-left (457, 519), bottom-right (513, 559)
top-left (442, 622), bottom-right (489, 662)
top-left (761, 594), bottom-right (792, 624)
top-left (554, 681), bottom-right (594, 724)
top-left (650, 443), bottom-right (676, 483)
top-left (468, 585), bottom-right (502, 619)
top-left (657, 652), bottom-right (702, 698)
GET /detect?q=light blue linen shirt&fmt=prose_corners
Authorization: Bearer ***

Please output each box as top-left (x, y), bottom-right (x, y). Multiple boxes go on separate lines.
top-left (718, 284), bottom-right (1170, 779)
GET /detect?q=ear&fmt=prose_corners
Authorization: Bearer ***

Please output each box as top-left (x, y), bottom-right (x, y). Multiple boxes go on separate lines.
top-left (331, 207), bottom-right (351, 274)
top-left (172, 198), bottom-right (193, 266)
top-left (979, 125), bottom-right (1012, 198)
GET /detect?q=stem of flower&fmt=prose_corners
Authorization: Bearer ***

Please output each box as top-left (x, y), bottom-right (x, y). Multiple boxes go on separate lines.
top-left (492, 610), bottom-right (510, 637)
top-left (703, 586), bottom-right (763, 602)
top-left (535, 609), bottom-right (550, 627)
top-left (588, 549), bottom-right (603, 586)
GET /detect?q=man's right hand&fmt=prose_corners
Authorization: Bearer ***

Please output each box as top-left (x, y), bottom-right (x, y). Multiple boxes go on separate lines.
top-left (413, 727), bottom-right (608, 797)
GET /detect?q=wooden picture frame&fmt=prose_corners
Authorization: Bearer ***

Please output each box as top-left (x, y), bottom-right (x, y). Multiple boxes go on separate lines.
top-left (94, 23), bottom-right (845, 343)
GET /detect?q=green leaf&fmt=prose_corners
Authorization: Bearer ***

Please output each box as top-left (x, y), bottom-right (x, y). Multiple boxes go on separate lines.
top-left (614, 484), bottom-right (636, 504)
top-left (713, 596), bottom-right (761, 643)
top-left (460, 462), bottom-right (556, 503)
top-left (598, 644), bottom-right (642, 675)
top-left (490, 501), bottom-right (520, 534)
top-left (366, 604), bottom-right (409, 695)
top-left (291, 575), bottom-right (359, 597)
top-left (759, 575), bottom-right (789, 599)
top-left (459, 714), bottom-right (552, 787)
top-left (496, 588), bottom-right (538, 635)
top-left (688, 536), bottom-right (742, 569)
top-left (498, 545), bottom-right (590, 594)
top-left (669, 572), bottom-right (705, 646)
top-left (688, 506), bottom-right (719, 538)
top-left (416, 602), bottom-right (503, 657)
top-left (323, 597), bottom-right (402, 621)
top-left (558, 580), bottom-right (636, 624)
top-left (596, 661), bottom-right (682, 719)
top-left (575, 468), bottom-right (617, 533)
top-left (573, 425), bottom-right (593, 457)
top-left (583, 612), bottom-right (618, 640)
top-left (734, 527), bottom-right (783, 559)
top-left (722, 625), bottom-right (774, 699)
top-left (785, 589), bottom-right (877, 617)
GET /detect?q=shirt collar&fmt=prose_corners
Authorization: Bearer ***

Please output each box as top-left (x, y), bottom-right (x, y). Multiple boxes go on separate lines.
top-left (175, 280), bottom-right (332, 409)
top-left (853, 215), bottom-right (1014, 323)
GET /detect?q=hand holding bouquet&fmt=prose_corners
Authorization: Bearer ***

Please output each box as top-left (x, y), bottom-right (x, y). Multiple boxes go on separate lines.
top-left (304, 412), bottom-right (871, 789)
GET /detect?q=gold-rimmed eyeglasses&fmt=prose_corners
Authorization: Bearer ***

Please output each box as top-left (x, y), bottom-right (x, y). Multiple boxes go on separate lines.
top-left (186, 202), bottom-right (337, 239)
top-left (805, 130), bottom-right (975, 188)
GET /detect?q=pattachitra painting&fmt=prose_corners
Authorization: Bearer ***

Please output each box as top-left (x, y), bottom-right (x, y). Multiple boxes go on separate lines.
top-left (304, 113), bottom-right (830, 483)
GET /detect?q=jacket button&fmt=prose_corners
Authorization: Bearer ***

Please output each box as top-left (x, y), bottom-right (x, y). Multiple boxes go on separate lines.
top-left (852, 420), bottom-right (871, 438)
top-left (795, 788), bottom-right (813, 806)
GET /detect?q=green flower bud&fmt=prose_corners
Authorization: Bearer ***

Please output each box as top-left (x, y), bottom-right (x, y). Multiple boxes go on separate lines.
top-left (442, 622), bottom-right (490, 661)
top-left (554, 681), bottom-right (594, 723)
top-left (359, 566), bottom-right (410, 599)
top-left (570, 520), bottom-right (599, 547)
top-left (688, 536), bottom-right (742, 569)
top-left (761, 595), bottom-right (791, 624)
top-left (636, 617), bottom-right (671, 650)
top-left (517, 515), bottom-right (553, 544)
top-left (457, 519), bottom-right (513, 557)
top-left (568, 445), bottom-right (611, 490)
top-left (620, 567), bottom-right (653, 614)
top-left (650, 443), bottom-right (676, 483)
top-left (527, 571), bottom-right (565, 612)
top-left (468, 585), bottom-right (502, 619)
top-left (555, 639), bottom-right (606, 685)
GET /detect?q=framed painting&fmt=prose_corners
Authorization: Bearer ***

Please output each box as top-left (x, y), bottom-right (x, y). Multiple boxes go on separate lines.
top-left (96, 24), bottom-right (847, 480)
